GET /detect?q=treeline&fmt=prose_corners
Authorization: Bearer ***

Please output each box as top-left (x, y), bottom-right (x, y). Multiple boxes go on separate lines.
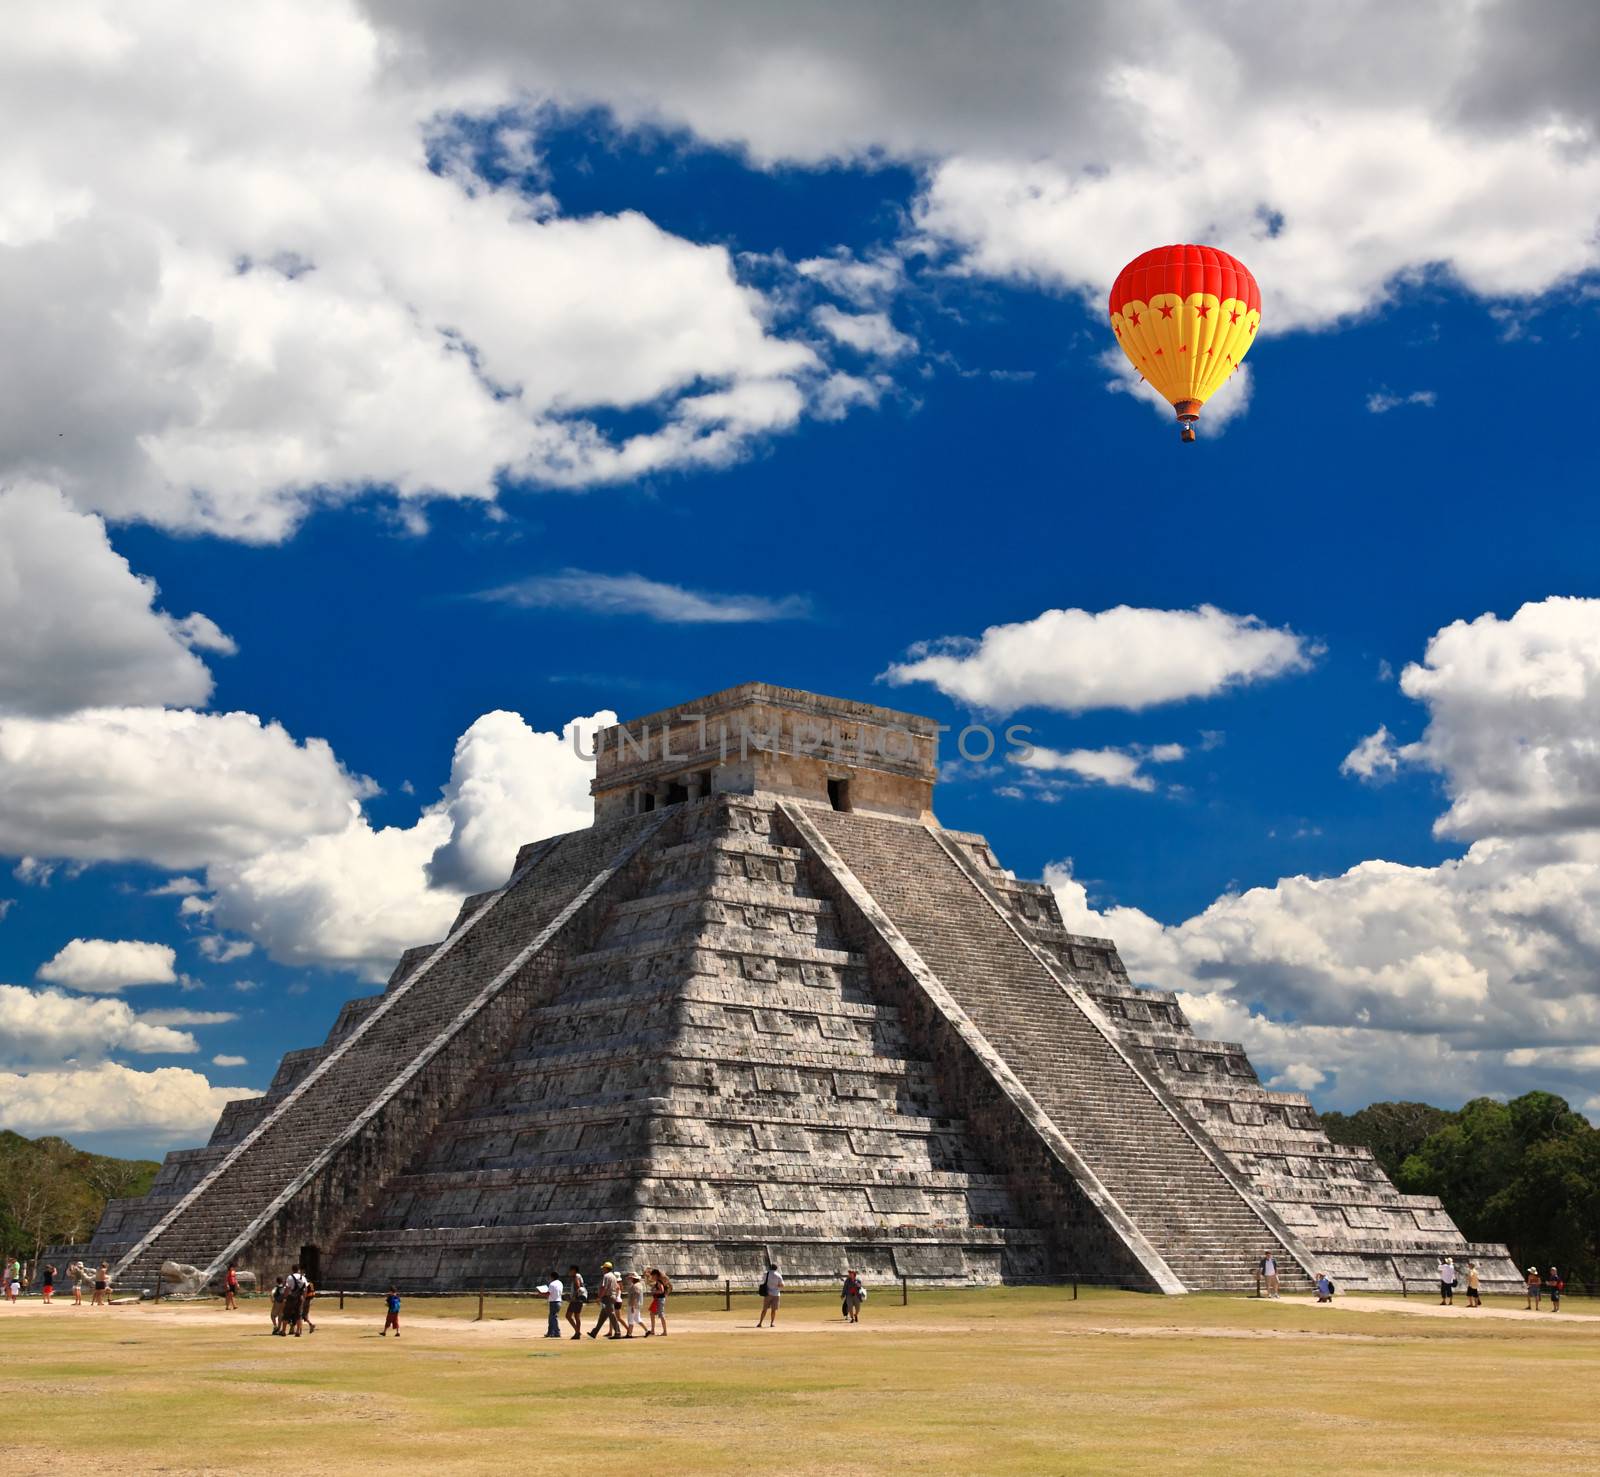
top-left (1323, 1092), bottom-right (1600, 1289)
top-left (0, 1131), bottom-right (158, 1270)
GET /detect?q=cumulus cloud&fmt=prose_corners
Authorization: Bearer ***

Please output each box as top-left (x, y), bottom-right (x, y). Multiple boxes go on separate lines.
top-left (367, 2), bottom-right (1600, 330)
top-left (1340, 725), bottom-right (1401, 781)
top-left (884, 604), bottom-right (1314, 714)
top-left (204, 708), bottom-right (608, 977)
top-left (211, 1054), bottom-right (247, 1067)
top-left (478, 570), bottom-right (811, 623)
top-left (1047, 597), bottom-right (1600, 1110)
top-left (0, 482), bottom-right (233, 716)
top-left (1015, 742), bottom-right (1185, 793)
top-left (0, 707), bottom-right (372, 869)
top-left (2, 0), bottom-right (847, 544)
top-left (796, 250), bottom-right (904, 307)
top-left (0, 984), bottom-right (198, 1066)
top-left (811, 305), bottom-right (915, 359)
top-left (0, 1062), bottom-right (256, 1141)
top-left (36, 938), bottom-right (178, 993)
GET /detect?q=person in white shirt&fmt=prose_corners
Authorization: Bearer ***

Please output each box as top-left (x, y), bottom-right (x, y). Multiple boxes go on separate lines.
top-left (1260, 1252), bottom-right (1279, 1299)
top-left (536, 1272), bottom-right (564, 1338)
top-left (756, 1263), bottom-right (784, 1327)
top-left (1438, 1256), bottom-right (1457, 1306)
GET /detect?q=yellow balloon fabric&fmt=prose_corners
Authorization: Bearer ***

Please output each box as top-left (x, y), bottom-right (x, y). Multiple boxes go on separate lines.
top-left (1108, 245), bottom-right (1261, 423)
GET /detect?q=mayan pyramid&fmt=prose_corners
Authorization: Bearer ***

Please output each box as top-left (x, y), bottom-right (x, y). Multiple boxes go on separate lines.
top-left (87, 684), bottom-right (1520, 1294)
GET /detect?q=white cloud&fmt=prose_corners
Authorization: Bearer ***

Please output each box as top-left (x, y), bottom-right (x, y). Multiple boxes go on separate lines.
top-left (1100, 348), bottom-right (1253, 434)
top-left (883, 604), bottom-right (1314, 714)
top-left (0, 706), bottom-right (372, 869)
top-left (37, 938), bottom-right (178, 993)
top-left (211, 1053), bottom-right (247, 1067)
top-left (1367, 389), bottom-right (1438, 413)
top-left (195, 935), bottom-right (255, 963)
top-left (148, 876), bottom-right (205, 897)
top-left (477, 570), bottom-right (811, 623)
top-left (205, 707), bottom-right (607, 976)
top-left (796, 250), bottom-right (904, 307)
top-left (425, 710), bottom-right (611, 893)
top-left (0, 481), bottom-right (233, 717)
top-left (0, 1061), bottom-right (256, 1140)
top-left (811, 305), bottom-right (915, 359)
top-left (12, 858), bottom-right (55, 886)
top-left (1340, 725), bottom-right (1401, 781)
top-left (140, 1008), bottom-right (236, 1028)
top-left (1043, 599), bottom-right (1600, 1109)
top-left (366, 3), bottom-right (1600, 330)
top-left (2, 0), bottom-right (844, 545)
top-left (1390, 599), bottom-right (1600, 841)
top-left (0, 983), bottom-right (198, 1066)
top-left (1016, 742), bottom-right (1185, 792)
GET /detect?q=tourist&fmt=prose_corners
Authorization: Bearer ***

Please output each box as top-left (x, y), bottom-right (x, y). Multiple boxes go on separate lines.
top-left (1466, 1261), bottom-right (1481, 1308)
top-left (92, 1262), bottom-right (111, 1307)
top-left (302, 1277), bottom-right (317, 1334)
top-left (535, 1270), bottom-right (564, 1338)
top-left (223, 1262), bottom-right (240, 1311)
top-left (270, 1276), bottom-right (286, 1334)
top-left (4, 1256), bottom-right (19, 1304)
top-left (842, 1269), bottom-right (864, 1322)
top-left (1260, 1251), bottom-right (1279, 1299)
top-left (1548, 1267), bottom-right (1563, 1312)
top-left (565, 1265), bottom-right (587, 1339)
top-left (756, 1262), bottom-right (783, 1327)
top-left (647, 1268), bottom-right (671, 1337)
top-left (588, 1262), bottom-right (622, 1339)
top-left (1438, 1255), bottom-right (1456, 1306)
top-left (41, 1263), bottom-right (56, 1305)
top-left (623, 1272), bottom-right (645, 1337)
top-left (68, 1260), bottom-right (87, 1306)
top-left (1314, 1273), bottom-right (1333, 1303)
top-left (282, 1263), bottom-right (307, 1336)
top-left (1525, 1266), bottom-right (1542, 1310)
top-left (382, 1286), bottom-right (401, 1337)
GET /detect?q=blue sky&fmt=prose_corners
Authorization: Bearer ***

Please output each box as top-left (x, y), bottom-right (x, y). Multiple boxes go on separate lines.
top-left (5, 0), bottom-right (1600, 1157)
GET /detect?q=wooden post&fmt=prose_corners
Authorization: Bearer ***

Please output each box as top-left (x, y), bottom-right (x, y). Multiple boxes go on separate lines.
top-left (476, 1286), bottom-right (484, 1322)
top-left (901, 1277), bottom-right (907, 1306)
top-left (339, 1289), bottom-right (345, 1310)
top-left (1073, 1279), bottom-right (1078, 1302)
top-left (724, 1279), bottom-right (730, 1311)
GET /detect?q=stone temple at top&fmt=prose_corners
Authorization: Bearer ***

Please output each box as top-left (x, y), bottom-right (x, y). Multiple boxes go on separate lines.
top-left (82, 683), bottom-right (1518, 1294)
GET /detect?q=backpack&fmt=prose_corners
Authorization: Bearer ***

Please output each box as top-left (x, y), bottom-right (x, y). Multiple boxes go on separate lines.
top-left (758, 1273), bottom-right (770, 1297)
top-left (1325, 1280), bottom-right (1335, 1296)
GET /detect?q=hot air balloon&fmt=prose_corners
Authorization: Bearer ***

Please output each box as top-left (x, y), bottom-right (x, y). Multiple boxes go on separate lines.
top-left (1108, 245), bottom-right (1260, 443)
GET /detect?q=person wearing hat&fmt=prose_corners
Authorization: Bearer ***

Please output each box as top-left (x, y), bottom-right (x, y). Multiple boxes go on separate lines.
top-left (1465, 1260), bottom-right (1481, 1308)
top-left (1525, 1266), bottom-right (1542, 1310)
top-left (587, 1262), bottom-right (623, 1339)
top-left (1437, 1255), bottom-right (1456, 1306)
top-left (1548, 1267), bottom-right (1564, 1312)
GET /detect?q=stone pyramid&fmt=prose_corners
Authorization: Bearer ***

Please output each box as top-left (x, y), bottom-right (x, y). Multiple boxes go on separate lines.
top-left (87, 684), bottom-right (1519, 1294)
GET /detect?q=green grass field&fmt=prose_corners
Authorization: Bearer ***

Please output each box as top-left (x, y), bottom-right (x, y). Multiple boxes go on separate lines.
top-left (6, 1286), bottom-right (1599, 1474)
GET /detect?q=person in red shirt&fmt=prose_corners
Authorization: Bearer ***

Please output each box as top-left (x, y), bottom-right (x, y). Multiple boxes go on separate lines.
top-left (1548, 1268), bottom-right (1564, 1312)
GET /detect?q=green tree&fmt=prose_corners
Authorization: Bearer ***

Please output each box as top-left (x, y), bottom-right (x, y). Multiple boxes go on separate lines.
top-left (1321, 1101), bottom-right (1454, 1182)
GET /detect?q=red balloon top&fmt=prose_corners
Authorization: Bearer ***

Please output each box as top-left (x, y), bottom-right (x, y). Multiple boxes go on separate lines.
top-left (1109, 244), bottom-right (1260, 316)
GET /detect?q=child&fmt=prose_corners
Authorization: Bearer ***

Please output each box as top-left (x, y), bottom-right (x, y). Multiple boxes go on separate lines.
top-left (1466, 1261), bottom-right (1481, 1308)
top-left (1548, 1268), bottom-right (1563, 1312)
top-left (302, 1279), bottom-right (317, 1334)
top-left (224, 1262), bottom-right (239, 1311)
top-left (270, 1276), bottom-right (285, 1335)
top-left (42, 1264), bottom-right (56, 1305)
top-left (382, 1286), bottom-right (401, 1337)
